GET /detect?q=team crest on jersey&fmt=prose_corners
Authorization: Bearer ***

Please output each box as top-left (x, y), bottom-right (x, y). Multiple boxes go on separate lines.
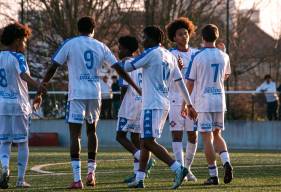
top-left (170, 121), bottom-right (177, 127)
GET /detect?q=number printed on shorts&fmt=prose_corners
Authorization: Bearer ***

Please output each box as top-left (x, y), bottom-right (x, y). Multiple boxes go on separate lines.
top-left (211, 63), bottom-right (219, 82)
top-left (0, 68), bottom-right (7, 87)
top-left (84, 50), bottom-right (95, 69)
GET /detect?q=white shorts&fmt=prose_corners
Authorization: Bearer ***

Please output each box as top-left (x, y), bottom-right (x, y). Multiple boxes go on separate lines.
top-left (169, 105), bottom-right (197, 132)
top-left (197, 112), bottom-right (224, 132)
top-left (140, 109), bottom-right (168, 139)
top-left (116, 117), bottom-right (140, 133)
top-left (0, 115), bottom-right (30, 143)
top-left (66, 99), bottom-right (101, 124)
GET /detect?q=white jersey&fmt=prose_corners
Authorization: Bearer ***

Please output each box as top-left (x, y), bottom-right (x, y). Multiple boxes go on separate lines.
top-left (52, 35), bottom-right (117, 101)
top-left (124, 46), bottom-right (183, 110)
top-left (118, 58), bottom-right (142, 119)
top-left (0, 51), bottom-right (31, 115)
top-left (168, 47), bottom-right (198, 105)
top-left (187, 48), bottom-right (231, 112)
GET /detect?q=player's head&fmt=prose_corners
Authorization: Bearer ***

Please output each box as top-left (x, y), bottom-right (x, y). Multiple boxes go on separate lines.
top-left (142, 26), bottom-right (164, 49)
top-left (77, 17), bottom-right (95, 36)
top-left (111, 75), bottom-right (118, 82)
top-left (166, 17), bottom-right (196, 46)
top-left (264, 74), bottom-right (272, 83)
top-left (118, 35), bottom-right (138, 59)
top-left (201, 24), bottom-right (219, 43)
top-left (1, 22), bottom-right (32, 52)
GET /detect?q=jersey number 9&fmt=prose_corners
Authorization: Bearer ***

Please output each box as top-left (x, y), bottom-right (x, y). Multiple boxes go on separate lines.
top-left (84, 50), bottom-right (95, 69)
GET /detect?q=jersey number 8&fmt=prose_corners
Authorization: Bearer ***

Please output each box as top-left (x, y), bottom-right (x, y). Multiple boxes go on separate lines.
top-left (0, 68), bottom-right (7, 87)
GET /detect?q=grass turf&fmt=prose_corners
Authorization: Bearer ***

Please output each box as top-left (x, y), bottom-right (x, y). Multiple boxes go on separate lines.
top-left (2, 147), bottom-right (281, 191)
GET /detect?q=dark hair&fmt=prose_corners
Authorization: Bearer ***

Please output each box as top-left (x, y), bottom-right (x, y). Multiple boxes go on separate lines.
top-left (201, 24), bottom-right (219, 42)
top-left (166, 17), bottom-right (196, 42)
top-left (77, 17), bottom-right (95, 34)
top-left (1, 22), bottom-right (32, 46)
top-left (118, 35), bottom-right (138, 53)
top-left (264, 74), bottom-right (271, 80)
top-left (143, 26), bottom-right (164, 44)
top-left (111, 75), bottom-right (118, 79)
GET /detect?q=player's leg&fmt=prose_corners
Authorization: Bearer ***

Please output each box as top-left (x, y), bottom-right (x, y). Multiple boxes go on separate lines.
top-left (198, 113), bottom-right (219, 185)
top-left (85, 99), bottom-right (101, 187)
top-left (0, 116), bottom-right (12, 189)
top-left (185, 130), bottom-right (198, 181)
top-left (169, 105), bottom-right (184, 165)
top-left (212, 112), bottom-right (233, 184)
top-left (67, 100), bottom-right (85, 189)
top-left (0, 141), bottom-right (11, 189)
top-left (69, 123), bottom-right (83, 188)
top-left (129, 110), bottom-right (187, 189)
top-left (15, 115), bottom-right (30, 188)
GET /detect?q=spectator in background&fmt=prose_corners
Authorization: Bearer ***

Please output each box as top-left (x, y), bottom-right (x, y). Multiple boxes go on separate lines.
top-left (256, 74), bottom-right (279, 120)
top-left (111, 76), bottom-right (121, 119)
top-left (100, 76), bottom-right (112, 119)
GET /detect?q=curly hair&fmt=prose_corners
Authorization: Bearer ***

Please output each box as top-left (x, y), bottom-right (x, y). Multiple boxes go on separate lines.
top-left (166, 17), bottom-right (196, 42)
top-left (1, 22), bottom-right (32, 46)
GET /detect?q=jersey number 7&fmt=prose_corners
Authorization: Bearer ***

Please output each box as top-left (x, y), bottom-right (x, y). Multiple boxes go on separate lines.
top-left (211, 64), bottom-right (219, 82)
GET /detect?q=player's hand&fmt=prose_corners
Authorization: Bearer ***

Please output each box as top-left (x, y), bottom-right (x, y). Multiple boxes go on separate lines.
top-left (33, 94), bottom-right (42, 111)
top-left (181, 104), bottom-right (188, 118)
top-left (177, 55), bottom-right (184, 70)
top-left (186, 105), bottom-right (198, 121)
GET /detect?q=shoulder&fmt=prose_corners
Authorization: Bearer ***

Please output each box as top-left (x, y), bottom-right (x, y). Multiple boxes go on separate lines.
top-left (9, 51), bottom-right (26, 64)
top-left (190, 48), bottom-right (207, 62)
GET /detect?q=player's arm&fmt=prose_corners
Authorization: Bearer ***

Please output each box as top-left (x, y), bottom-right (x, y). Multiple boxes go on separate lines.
top-left (111, 63), bottom-right (141, 96)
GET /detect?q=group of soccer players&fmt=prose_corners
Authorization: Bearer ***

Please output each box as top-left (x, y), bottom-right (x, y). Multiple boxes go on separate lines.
top-left (0, 15), bottom-right (233, 190)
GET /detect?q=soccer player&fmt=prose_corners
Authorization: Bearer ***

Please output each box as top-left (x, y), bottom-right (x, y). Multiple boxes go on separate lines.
top-left (35, 17), bottom-right (140, 189)
top-left (115, 35), bottom-right (155, 183)
top-left (183, 24), bottom-right (233, 185)
top-left (0, 22), bottom-right (46, 188)
top-left (166, 17), bottom-right (198, 181)
top-left (112, 26), bottom-right (197, 189)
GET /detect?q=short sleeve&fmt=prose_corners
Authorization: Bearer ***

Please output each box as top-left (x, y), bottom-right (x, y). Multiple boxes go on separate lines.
top-left (11, 52), bottom-right (28, 74)
top-left (52, 39), bottom-right (71, 65)
top-left (124, 49), bottom-right (153, 72)
top-left (103, 44), bottom-right (118, 66)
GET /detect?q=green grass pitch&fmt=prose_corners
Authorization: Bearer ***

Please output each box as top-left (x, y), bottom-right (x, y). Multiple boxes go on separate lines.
top-left (3, 147), bottom-right (281, 191)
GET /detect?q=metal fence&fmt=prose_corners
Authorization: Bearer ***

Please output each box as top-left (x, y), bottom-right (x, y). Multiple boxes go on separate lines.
top-left (29, 91), bottom-right (281, 121)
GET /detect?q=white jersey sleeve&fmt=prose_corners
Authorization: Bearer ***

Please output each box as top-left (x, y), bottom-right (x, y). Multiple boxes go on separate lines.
top-left (102, 44), bottom-right (118, 66)
top-left (225, 56), bottom-right (231, 75)
top-left (124, 47), bottom-right (156, 72)
top-left (52, 39), bottom-right (71, 65)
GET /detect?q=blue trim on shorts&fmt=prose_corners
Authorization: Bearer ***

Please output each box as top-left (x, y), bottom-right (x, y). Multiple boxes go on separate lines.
top-left (193, 121), bottom-right (198, 131)
top-left (143, 110), bottom-right (153, 138)
top-left (117, 117), bottom-right (128, 132)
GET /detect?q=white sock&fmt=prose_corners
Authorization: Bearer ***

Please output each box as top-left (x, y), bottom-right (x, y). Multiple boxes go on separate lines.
top-left (71, 159), bottom-right (81, 182)
top-left (170, 161), bottom-right (182, 173)
top-left (87, 159), bottom-right (96, 174)
top-left (133, 158), bottom-right (139, 174)
top-left (172, 142), bottom-right (184, 165)
top-left (136, 171), bottom-right (145, 182)
top-left (133, 150), bottom-right (140, 161)
top-left (17, 142), bottom-right (29, 182)
top-left (0, 142), bottom-right (11, 170)
top-left (208, 164), bottom-right (218, 177)
top-left (219, 151), bottom-right (230, 165)
top-left (185, 141), bottom-right (197, 171)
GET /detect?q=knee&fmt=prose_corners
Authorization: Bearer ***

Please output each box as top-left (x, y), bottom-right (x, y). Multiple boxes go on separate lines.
top-left (172, 131), bottom-right (183, 142)
top-left (143, 139), bottom-right (154, 149)
top-left (188, 132), bottom-right (198, 144)
top-left (116, 132), bottom-right (125, 143)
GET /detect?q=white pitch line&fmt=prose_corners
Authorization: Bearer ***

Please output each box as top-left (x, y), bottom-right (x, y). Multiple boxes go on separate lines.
top-left (29, 159), bottom-right (281, 177)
